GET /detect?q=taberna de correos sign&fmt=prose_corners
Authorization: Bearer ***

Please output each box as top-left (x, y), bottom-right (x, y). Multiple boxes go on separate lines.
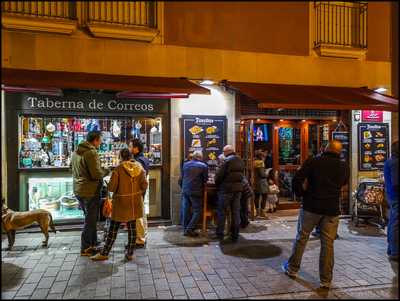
top-left (10, 93), bottom-right (168, 115)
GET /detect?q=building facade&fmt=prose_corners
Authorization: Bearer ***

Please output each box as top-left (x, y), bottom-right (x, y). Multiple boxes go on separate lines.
top-left (1, 1), bottom-right (398, 223)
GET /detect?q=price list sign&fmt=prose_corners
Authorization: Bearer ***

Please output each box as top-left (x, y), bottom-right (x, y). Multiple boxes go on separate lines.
top-left (358, 123), bottom-right (389, 171)
top-left (181, 115), bottom-right (227, 184)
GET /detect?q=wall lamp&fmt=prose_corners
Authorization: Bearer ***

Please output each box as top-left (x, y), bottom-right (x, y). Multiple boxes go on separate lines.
top-left (374, 87), bottom-right (387, 93)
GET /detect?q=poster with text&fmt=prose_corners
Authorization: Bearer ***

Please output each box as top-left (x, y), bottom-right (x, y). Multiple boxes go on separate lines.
top-left (358, 123), bottom-right (389, 171)
top-left (181, 115), bottom-right (227, 184)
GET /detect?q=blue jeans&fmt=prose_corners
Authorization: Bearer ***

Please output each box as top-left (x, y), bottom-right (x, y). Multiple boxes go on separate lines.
top-left (77, 195), bottom-right (99, 252)
top-left (182, 193), bottom-right (202, 232)
top-left (287, 208), bottom-right (339, 284)
top-left (216, 192), bottom-right (242, 240)
top-left (387, 196), bottom-right (399, 257)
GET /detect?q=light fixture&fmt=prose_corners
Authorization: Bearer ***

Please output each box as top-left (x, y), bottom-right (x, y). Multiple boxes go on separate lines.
top-left (2, 85), bottom-right (63, 96)
top-left (199, 80), bottom-right (215, 86)
top-left (277, 108), bottom-right (284, 112)
top-left (301, 119), bottom-right (306, 122)
top-left (280, 119), bottom-right (284, 122)
top-left (256, 118), bottom-right (261, 122)
top-left (332, 119), bottom-right (337, 122)
top-left (374, 87), bottom-right (387, 93)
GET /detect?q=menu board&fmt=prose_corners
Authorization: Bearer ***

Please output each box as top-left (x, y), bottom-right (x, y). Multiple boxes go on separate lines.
top-left (332, 131), bottom-right (349, 162)
top-left (358, 123), bottom-right (389, 171)
top-left (181, 115), bottom-right (227, 184)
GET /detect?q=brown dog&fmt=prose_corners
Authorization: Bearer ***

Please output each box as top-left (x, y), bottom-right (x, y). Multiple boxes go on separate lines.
top-left (2, 199), bottom-right (56, 250)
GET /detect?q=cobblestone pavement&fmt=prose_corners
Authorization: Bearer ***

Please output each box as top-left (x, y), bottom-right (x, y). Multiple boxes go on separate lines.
top-left (1, 210), bottom-right (398, 299)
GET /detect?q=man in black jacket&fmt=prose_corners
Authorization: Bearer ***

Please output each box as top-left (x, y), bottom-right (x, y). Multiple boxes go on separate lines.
top-left (215, 145), bottom-right (245, 242)
top-left (282, 140), bottom-right (349, 289)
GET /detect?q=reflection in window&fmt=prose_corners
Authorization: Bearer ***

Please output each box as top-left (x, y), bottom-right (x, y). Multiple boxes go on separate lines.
top-left (308, 124), bottom-right (319, 158)
top-left (278, 127), bottom-right (301, 165)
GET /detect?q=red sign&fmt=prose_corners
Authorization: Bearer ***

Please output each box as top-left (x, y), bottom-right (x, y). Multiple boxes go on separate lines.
top-left (362, 110), bottom-right (383, 122)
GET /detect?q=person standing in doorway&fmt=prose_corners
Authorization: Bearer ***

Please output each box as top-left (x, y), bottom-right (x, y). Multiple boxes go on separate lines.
top-left (264, 149), bottom-right (273, 169)
top-left (384, 141), bottom-right (399, 262)
top-left (282, 140), bottom-right (349, 289)
top-left (71, 131), bottom-right (109, 256)
top-left (91, 148), bottom-right (148, 261)
top-left (129, 139), bottom-right (150, 248)
top-left (254, 150), bottom-right (268, 217)
top-left (215, 145), bottom-right (245, 242)
top-left (180, 150), bottom-right (208, 237)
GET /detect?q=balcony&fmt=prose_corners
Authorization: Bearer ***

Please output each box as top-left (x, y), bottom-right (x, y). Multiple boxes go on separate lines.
top-left (313, 1), bottom-right (368, 59)
top-left (1, 1), bottom-right (77, 34)
top-left (85, 1), bottom-right (159, 42)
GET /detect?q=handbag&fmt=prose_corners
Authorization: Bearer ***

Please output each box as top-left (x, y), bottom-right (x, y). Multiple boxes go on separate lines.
top-left (269, 184), bottom-right (280, 194)
top-left (102, 192), bottom-right (112, 218)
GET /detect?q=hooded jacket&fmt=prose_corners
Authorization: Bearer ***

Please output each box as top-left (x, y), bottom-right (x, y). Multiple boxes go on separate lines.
top-left (108, 160), bottom-right (148, 222)
top-left (215, 153), bottom-right (245, 193)
top-left (71, 141), bottom-right (107, 198)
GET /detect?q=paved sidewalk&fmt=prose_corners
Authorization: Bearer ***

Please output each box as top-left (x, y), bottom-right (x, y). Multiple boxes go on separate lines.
top-left (1, 210), bottom-right (398, 299)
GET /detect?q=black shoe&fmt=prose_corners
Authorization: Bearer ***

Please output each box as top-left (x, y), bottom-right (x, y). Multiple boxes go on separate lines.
top-left (240, 222), bottom-right (250, 229)
top-left (184, 230), bottom-right (199, 237)
top-left (388, 255), bottom-right (399, 262)
top-left (231, 237), bottom-right (239, 243)
top-left (135, 243), bottom-right (146, 248)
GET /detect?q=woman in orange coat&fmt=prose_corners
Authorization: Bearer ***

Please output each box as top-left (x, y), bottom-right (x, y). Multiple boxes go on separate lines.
top-left (91, 148), bottom-right (148, 261)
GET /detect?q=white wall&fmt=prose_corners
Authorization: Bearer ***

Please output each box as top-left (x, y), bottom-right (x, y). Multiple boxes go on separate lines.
top-left (170, 86), bottom-right (235, 223)
top-left (350, 110), bottom-right (392, 214)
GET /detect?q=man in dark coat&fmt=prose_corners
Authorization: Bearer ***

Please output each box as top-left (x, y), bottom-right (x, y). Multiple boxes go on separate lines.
top-left (282, 140), bottom-right (349, 289)
top-left (179, 151), bottom-right (208, 237)
top-left (215, 145), bottom-right (245, 242)
top-left (384, 141), bottom-right (399, 262)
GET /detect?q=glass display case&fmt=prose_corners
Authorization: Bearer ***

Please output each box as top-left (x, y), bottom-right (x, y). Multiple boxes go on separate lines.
top-left (19, 116), bottom-right (163, 169)
top-left (28, 176), bottom-right (84, 220)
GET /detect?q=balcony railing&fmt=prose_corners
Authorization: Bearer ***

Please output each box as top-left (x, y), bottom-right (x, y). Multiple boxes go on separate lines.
top-left (1, 1), bottom-right (76, 19)
top-left (87, 1), bottom-right (157, 28)
top-left (314, 1), bottom-right (367, 49)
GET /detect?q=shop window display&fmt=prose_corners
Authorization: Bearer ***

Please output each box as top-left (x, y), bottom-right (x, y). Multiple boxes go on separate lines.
top-left (20, 116), bottom-right (163, 220)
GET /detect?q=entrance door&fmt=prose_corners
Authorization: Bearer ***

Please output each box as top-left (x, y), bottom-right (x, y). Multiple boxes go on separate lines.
top-left (274, 121), bottom-right (302, 202)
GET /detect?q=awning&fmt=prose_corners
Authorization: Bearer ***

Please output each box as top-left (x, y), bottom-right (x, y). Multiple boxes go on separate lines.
top-left (224, 81), bottom-right (398, 112)
top-left (1, 68), bottom-right (210, 97)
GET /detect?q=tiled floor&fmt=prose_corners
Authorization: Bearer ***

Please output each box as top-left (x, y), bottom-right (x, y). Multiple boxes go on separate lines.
top-left (1, 210), bottom-right (398, 299)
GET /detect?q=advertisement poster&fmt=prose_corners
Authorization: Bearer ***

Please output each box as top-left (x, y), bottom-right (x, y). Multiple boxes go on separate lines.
top-left (181, 115), bottom-right (227, 184)
top-left (358, 123), bottom-right (389, 171)
top-left (361, 110), bottom-right (383, 122)
top-left (332, 131), bottom-right (349, 162)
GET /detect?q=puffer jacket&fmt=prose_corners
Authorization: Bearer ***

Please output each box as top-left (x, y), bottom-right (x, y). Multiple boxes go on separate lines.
top-left (254, 159), bottom-right (268, 194)
top-left (242, 177), bottom-right (255, 201)
top-left (108, 160), bottom-right (148, 222)
top-left (71, 141), bottom-right (107, 198)
top-left (215, 153), bottom-right (245, 193)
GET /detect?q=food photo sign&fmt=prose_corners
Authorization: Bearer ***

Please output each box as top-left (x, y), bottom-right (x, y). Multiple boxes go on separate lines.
top-left (358, 123), bottom-right (389, 171)
top-left (181, 115), bottom-right (227, 184)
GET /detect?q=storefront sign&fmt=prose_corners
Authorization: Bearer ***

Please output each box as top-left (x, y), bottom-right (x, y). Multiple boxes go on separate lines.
top-left (358, 123), bottom-right (389, 171)
top-left (181, 115), bottom-right (227, 184)
top-left (13, 93), bottom-right (168, 115)
top-left (361, 110), bottom-right (383, 122)
top-left (332, 131), bottom-right (349, 162)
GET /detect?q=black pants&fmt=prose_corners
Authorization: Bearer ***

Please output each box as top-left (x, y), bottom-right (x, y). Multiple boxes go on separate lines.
top-left (240, 196), bottom-right (249, 226)
top-left (254, 193), bottom-right (267, 210)
top-left (216, 192), bottom-right (242, 240)
top-left (101, 220), bottom-right (136, 256)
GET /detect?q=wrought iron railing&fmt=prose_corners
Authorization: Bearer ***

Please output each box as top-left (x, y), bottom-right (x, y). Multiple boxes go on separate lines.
top-left (1, 1), bottom-right (76, 19)
top-left (87, 1), bottom-right (157, 28)
top-left (314, 1), bottom-right (367, 49)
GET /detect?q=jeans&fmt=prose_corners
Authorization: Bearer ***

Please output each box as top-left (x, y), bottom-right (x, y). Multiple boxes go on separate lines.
top-left (179, 194), bottom-right (185, 225)
top-left (182, 192), bottom-right (202, 232)
top-left (287, 208), bottom-right (339, 284)
top-left (387, 196), bottom-right (399, 257)
top-left (255, 193), bottom-right (267, 210)
top-left (77, 195), bottom-right (99, 252)
top-left (216, 192), bottom-right (242, 240)
top-left (102, 220), bottom-right (136, 256)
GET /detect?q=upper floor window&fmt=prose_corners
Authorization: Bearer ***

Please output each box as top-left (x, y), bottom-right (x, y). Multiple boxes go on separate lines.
top-left (314, 1), bottom-right (367, 49)
top-left (1, 1), bottom-right (76, 20)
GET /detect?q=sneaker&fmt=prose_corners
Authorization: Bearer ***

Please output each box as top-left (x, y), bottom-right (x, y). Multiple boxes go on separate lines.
top-left (90, 253), bottom-right (109, 261)
top-left (320, 282), bottom-right (331, 289)
top-left (80, 247), bottom-right (96, 257)
top-left (281, 261), bottom-right (297, 278)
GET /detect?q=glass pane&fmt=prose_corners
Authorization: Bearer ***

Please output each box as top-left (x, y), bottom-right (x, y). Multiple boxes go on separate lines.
top-left (308, 124), bottom-right (319, 158)
top-left (28, 177), bottom-right (83, 220)
top-left (19, 116), bottom-right (163, 169)
top-left (278, 127), bottom-right (301, 165)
